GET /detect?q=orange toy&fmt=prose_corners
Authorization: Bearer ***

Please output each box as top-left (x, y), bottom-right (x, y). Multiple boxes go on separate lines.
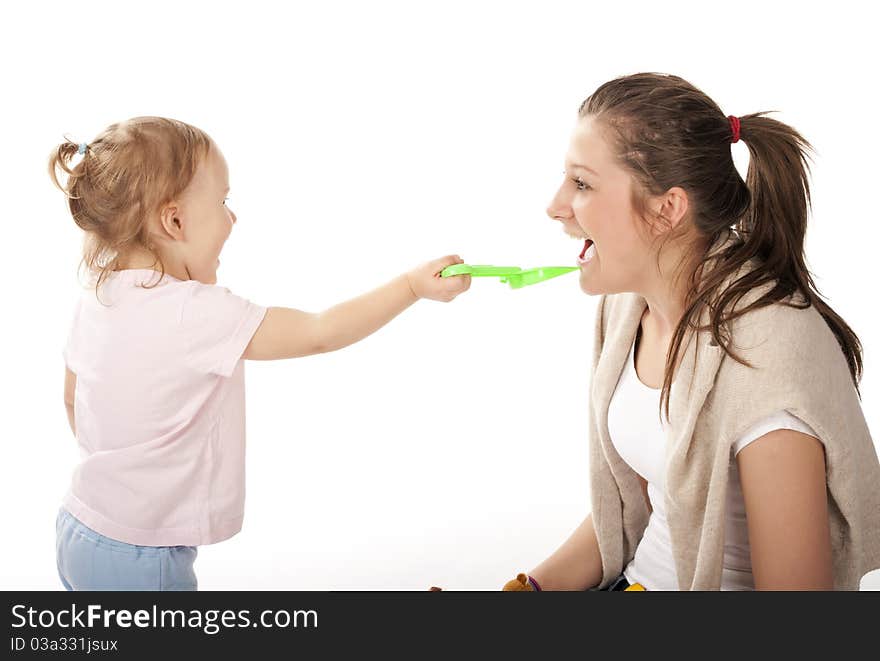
top-left (502, 573), bottom-right (536, 591)
top-left (502, 573), bottom-right (646, 591)
top-left (430, 573), bottom-right (646, 590)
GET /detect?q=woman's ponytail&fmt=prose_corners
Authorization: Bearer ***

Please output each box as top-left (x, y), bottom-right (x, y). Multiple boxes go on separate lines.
top-left (737, 113), bottom-right (863, 391)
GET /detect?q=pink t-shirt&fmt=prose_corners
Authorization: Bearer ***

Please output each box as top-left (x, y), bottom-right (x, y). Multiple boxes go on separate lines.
top-left (62, 269), bottom-right (267, 547)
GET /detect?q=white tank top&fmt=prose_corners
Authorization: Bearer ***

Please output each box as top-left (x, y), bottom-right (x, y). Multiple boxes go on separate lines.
top-left (607, 330), bottom-right (820, 590)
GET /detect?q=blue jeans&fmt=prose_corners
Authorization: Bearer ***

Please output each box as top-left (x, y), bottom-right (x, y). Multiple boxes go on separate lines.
top-left (55, 508), bottom-right (198, 591)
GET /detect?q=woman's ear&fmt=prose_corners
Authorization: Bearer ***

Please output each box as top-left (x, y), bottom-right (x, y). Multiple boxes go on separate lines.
top-left (158, 202), bottom-right (184, 240)
top-left (649, 186), bottom-right (689, 235)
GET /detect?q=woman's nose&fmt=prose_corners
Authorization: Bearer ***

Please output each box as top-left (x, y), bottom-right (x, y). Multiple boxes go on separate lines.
top-left (546, 198), bottom-right (568, 223)
top-left (546, 183), bottom-right (571, 222)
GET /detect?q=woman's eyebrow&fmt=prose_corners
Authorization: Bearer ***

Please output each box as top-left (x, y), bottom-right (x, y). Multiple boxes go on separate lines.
top-left (569, 162), bottom-right (600, 177)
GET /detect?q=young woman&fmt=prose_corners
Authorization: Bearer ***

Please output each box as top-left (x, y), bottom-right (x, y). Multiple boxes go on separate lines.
top-left (514, 73), bottom-right (880, 591)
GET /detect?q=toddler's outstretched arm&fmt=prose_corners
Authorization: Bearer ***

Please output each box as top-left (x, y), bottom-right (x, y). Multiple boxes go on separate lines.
top-left (243, 255), bottom-right (470, 360)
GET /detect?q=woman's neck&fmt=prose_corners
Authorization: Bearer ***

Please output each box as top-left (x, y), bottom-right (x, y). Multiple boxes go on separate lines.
top-left (639, 237), bottom-right (705, 338)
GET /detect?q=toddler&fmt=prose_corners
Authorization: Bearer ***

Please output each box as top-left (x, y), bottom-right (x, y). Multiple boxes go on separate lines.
top-left (50, 116), bottom-right (471, 590)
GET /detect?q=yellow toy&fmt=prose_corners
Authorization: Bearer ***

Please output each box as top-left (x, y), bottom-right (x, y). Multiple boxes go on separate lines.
top-left (501, 573), bottom-right (646, 591)
top-left (428, 573), bottom-right (646, 590)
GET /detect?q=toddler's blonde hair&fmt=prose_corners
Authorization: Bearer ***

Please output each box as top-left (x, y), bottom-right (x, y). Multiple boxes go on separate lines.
top-left (49, 116), bottom-right (212, 291)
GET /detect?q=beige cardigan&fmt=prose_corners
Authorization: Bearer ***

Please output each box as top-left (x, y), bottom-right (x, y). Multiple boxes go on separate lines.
top-left (588, 234), bottom-right (880, 590)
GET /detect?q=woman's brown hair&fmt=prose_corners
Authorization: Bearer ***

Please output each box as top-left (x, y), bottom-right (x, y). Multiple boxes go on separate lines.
top-left (49, 116), bottom-right (212, 296)
top-left (580, 72), bottom-right (862, 421)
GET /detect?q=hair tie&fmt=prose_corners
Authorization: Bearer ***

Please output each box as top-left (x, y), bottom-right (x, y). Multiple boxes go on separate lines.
top-left (77, 142), bottom-right (87, 155)
top-left (728, 116), bottom-right (741, 144)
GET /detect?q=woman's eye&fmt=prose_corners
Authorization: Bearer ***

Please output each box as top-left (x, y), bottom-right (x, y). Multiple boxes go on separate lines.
top-left (571, 177), bottom-right (590, 191)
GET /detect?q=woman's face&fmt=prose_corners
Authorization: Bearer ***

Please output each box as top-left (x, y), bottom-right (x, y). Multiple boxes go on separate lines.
top-left (546, 116), bottom-right (655, 296)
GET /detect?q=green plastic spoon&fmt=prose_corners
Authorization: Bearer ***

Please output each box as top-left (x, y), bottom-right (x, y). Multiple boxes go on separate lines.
top-left (440, 264), bottom-right (578, 289)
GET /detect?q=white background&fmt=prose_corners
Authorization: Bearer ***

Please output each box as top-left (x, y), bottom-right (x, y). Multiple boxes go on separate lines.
top-left (1, 0), bottom-right (877, 590)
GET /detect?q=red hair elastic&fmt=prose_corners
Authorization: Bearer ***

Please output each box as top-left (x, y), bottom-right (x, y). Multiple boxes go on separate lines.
top-left (728, 115), bottom-right (741, 144)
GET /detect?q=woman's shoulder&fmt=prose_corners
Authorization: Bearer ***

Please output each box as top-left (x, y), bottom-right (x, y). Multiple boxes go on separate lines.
top-left (717, 287), bottom-right (853, 397)
top-left (727, 287), bottom-right (834, 355)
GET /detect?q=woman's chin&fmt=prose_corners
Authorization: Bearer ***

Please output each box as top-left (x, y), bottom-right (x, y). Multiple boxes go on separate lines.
top-left (578, 270), bottom-right (602, 295)
top-left (579, 284), bottom-right (603, 296)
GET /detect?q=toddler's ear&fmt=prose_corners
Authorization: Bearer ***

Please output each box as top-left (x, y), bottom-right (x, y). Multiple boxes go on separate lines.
top-left (158, 202), bottom-right (184, 238)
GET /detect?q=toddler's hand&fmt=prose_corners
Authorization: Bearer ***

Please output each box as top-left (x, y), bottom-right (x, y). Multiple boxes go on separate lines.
top-left (407, 255), bottom-right (471, 302)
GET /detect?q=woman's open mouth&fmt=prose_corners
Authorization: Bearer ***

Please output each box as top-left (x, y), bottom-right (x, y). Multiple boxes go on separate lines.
top-left (578, 239), bottom-right (595, 265)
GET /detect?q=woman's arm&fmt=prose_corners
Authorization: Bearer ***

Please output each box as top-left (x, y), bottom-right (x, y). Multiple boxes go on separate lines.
top-left (528, 513), bottom-right (604, 590)
top-left (243, 256), bottom-right (470, 360)
top-left (528, 477), bottom-right (650, 591)
top-left (737, 429), bottom-right (834, 590)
